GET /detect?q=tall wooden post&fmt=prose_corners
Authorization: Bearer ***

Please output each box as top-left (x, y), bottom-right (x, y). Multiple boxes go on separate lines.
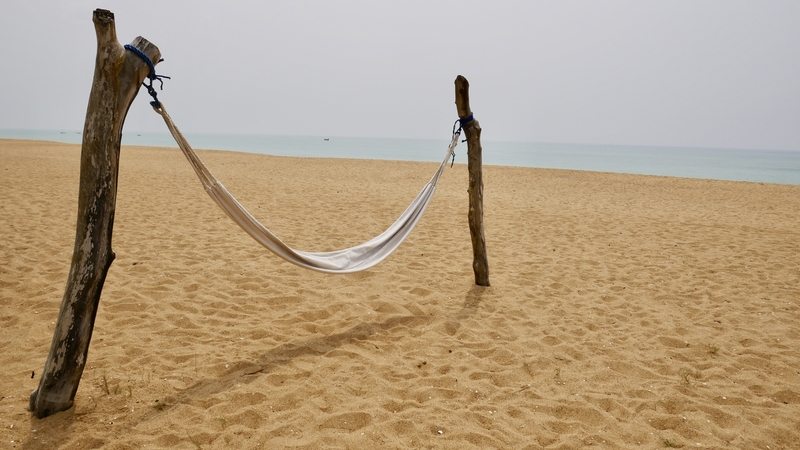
top-left (29, 9), bottom-right (161, 419)
top-left (455, 75), bottom-right (490, 286)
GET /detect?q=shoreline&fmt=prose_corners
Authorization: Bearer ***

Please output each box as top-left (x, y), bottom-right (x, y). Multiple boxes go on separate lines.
top-left (0, 133), bottom-right (800, 186)
top-left (3, 134), bottom-right (800, 186)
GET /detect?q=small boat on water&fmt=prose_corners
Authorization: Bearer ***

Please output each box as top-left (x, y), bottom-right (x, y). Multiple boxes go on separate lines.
top-left (324, 138), bottom-right (330, 141)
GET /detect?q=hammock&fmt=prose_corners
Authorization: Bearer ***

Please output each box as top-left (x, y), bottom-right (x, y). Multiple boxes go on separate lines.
top-left (153, 103), bottom-right (459, 274)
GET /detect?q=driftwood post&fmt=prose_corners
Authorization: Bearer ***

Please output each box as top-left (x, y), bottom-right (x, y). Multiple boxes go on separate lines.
top-left (455, 75), bottom-right (490, 286)
top-left (29, 9), bottom-right (161, 419)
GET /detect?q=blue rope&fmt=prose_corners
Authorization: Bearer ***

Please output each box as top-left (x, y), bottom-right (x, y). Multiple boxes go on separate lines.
top-left (454, 112), bottom-right (474, 142)
top-left (450, 113), bottom-right (473, 167)
top-left (460, 113), bottom-right (474, 142)
top-left (123, 44), bottom-right (170, 108)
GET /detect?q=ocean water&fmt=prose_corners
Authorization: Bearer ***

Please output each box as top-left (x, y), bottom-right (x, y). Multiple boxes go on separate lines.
top-left (2, 129), bottom-right (800, 185)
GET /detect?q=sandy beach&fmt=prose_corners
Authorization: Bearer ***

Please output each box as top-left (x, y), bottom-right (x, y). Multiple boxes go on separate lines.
top-left (1, 138), bottom-right (799, 449)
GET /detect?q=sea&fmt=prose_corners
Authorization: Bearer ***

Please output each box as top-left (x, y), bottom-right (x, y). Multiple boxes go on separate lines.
top-left (2, 129), bottom-right (799, 185)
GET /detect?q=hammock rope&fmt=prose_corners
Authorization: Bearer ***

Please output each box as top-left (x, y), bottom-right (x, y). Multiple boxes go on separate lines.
top-left (151, 103), bottom-right (459, 274)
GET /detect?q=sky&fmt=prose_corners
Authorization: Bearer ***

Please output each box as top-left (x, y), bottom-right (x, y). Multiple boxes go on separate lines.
top-left (1, 1), bottom-right (798, 151)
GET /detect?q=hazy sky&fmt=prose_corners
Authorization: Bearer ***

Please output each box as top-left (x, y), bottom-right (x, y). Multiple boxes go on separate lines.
top-left (1, 1), bottom-right (798, 150)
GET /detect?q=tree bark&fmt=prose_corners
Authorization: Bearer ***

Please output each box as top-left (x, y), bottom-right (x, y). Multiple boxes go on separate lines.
top-left (29, 9), bottom-right (161, 419)
top-left (454, 75), bottom-right (490, 286)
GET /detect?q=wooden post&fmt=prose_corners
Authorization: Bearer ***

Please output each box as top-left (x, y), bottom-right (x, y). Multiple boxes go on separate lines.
top-left (454, 75), bottom-right (490, 286)
top-left (29, 9), bottom-right (161, 419)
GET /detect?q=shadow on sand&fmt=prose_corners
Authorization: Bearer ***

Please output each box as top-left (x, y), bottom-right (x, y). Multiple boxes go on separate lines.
top-left (23, 285), bottom-right (488, 447)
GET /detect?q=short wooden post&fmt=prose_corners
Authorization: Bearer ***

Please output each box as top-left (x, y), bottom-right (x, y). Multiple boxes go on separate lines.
top-left (29, 9), bottom-right (161, 419)
top-left (454, 75), bottom-right (490, 286)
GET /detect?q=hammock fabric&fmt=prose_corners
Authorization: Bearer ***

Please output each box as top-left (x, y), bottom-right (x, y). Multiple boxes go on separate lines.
top-left (153, 103), bottom-right (459, 274)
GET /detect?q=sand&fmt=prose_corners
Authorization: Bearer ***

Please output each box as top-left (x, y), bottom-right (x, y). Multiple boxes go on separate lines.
top-left (1, 138), bottom-right (799, 449)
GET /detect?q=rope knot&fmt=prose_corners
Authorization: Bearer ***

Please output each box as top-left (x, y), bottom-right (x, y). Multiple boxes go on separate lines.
top-left (449, 113), bottom-right (474, 167)
top-left (453, 112), bottom-right (474, 145)
top-left (123, 44), bottom-right (170, 108)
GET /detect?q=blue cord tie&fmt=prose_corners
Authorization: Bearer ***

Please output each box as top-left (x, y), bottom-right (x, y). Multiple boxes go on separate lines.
top-left (454, 112), bottom-right (474, 143)
top-left (123, 44), bottom-right (170, 108)
top-left (450, 113), bottom-right (474, 167)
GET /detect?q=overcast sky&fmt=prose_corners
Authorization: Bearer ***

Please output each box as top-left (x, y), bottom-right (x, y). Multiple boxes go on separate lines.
top-left (1, 1), bottom-right (798, 150)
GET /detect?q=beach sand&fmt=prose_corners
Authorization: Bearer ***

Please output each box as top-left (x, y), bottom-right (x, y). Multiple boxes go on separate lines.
top-left (1, 138), bottom-right (799, 449)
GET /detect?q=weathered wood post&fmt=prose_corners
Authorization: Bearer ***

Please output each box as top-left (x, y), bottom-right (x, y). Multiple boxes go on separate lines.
top-left (29, 9), bottom-right (161, 418)
top-left (454, 75), bottom-right (490, 286)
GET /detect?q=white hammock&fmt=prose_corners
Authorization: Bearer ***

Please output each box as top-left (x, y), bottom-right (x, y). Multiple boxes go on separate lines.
top-left (153, 103), bottom-right (459, 274)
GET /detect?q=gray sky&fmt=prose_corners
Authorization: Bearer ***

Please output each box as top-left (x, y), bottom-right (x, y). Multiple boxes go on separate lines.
top-left (1, 1), bottom-right (798, 150)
